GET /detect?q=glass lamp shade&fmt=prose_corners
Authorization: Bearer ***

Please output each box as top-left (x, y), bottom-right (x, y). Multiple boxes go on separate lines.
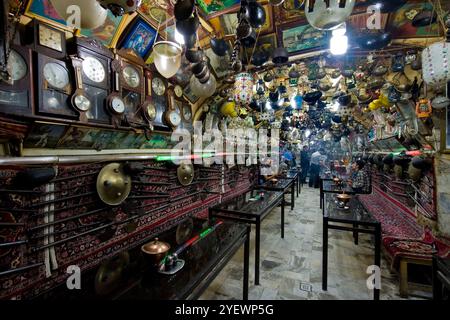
top-left (190, 74), bottom-right (217, 98)
top-left (233, 73), bottom-right (254, 105)
top-left (153, 41), bottom-right (182, 79)
top-left (305, 0), bottom-right (356, 30)
top-left (422, 42), bottom-right (450, 88)
top-left (49, 0), bottom-right (107, 29)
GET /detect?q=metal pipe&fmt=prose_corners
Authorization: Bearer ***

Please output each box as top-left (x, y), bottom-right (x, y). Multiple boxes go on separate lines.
top-left (0, 154), bottom-right (159, 166)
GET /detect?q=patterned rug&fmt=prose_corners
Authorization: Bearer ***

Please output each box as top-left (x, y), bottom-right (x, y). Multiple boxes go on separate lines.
top-left (358, 188), bottom-right (422, 239)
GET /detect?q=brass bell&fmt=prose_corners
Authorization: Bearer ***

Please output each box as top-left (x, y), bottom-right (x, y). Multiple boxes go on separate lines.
top-left (177, 163), bottom-right (195, 186)
top-left (96, 163), bottom-right (132, 206)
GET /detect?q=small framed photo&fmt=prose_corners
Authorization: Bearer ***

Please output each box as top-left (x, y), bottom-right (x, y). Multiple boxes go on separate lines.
top-left (119, 15), bottom-right (157, 59)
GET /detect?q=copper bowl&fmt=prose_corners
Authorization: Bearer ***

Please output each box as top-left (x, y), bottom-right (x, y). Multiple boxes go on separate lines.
top-left (336, 193), bottom-right (352, 204)
top-left (141, 238), bottom-right (170, 267)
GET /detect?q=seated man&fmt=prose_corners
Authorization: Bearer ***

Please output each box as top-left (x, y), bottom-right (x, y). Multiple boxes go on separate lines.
top-left (348, 160), bottom-right (371, 194)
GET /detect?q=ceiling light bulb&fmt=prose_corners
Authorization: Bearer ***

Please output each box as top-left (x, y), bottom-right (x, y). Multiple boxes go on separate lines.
top-left (330, 34), bottom-right (348, 55)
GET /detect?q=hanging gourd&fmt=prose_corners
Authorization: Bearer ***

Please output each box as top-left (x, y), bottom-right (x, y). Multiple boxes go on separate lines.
top-left (305, 0), bottom-right (356, 31)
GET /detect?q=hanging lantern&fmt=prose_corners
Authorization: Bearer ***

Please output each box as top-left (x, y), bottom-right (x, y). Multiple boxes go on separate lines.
top-left (422, 41), bottom-right (450, 88)
top-left (234, 72), bottom-right (254, 105)
top-left (305, 0), bottom-right (356, 31)
top-left (190, 74), bottom-right (217, 98)
top-left (152, 41), bottom-right (182, 79)
top-left (50, 0), bottom-right (107, 29)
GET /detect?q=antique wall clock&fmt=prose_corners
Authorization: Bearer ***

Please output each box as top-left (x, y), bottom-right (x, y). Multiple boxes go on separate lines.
top-left (26, 20), bottom-right (67, 59)
top-left (165, 88), bottom-right (182, 130)
top-left (0, 45), bottom-right (33, 116)
top-left (149, 69), bottom-right (170, 131)
top-left (68, 37), bottom-right (114, 123)
top-left (114, 49), bottom-right (145, 126)
top-left (36, 53), bottom-right (76, 118)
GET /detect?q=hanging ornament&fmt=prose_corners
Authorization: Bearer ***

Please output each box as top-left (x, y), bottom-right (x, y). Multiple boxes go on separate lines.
top-left (234, 72), bottom-right (255, 105)
top-left (174, 0), bottom-right (195, 21)
top-left (422, 42), bottom-right (450, 88)
top-left (305, 0), bottom-right (355, 31)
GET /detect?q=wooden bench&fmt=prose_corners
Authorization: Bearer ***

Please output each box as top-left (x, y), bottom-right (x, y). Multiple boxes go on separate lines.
top-left (358, 187), bottom-right (450, 298)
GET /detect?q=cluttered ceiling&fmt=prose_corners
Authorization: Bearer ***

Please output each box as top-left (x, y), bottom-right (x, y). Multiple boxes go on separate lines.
top-left (2, 0), bottom-right (450, 155)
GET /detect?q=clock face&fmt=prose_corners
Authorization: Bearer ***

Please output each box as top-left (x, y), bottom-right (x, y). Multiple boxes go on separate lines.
top-left (174, 85), bottom-right (183, 98)
top-left (152, 77), bottom-right (166, 96)
top-left (73, 94), bottom-right (91, 111)
top-left (38, 24), bottom-right (62, 52)
top-left (182, 105), bottom-right (192, 121)
top-left (122, 65), bottom-right (140, 88)
top-left (168, 111), bottom-right (182, 127)
top-left (82, 56), bottom-right (106, 83)
top-left (144, 101), bottom-right (157, 121)
top-left (7, 50), bottom-right (27, 81)
top-left (111, 96), bottom-right (125, 114)
top-left (43, 62), bottom-right (69, 89)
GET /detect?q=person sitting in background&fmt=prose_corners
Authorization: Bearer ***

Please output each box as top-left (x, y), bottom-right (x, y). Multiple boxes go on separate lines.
top-left (348, 160), bottom-right (371, 193)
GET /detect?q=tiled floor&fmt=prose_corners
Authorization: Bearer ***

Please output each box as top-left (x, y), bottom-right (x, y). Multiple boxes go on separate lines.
top-left (200, 185), bottom-right (425, 300)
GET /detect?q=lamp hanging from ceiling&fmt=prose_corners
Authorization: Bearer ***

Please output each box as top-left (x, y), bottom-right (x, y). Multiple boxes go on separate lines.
top-left (152, 41), bottom-right (182, 79)
top-left (234, 72), bottom-right (255, 105)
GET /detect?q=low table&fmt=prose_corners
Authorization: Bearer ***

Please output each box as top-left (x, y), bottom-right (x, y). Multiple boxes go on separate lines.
top-left (210, 189), bottom-right (285, 285)
top-left (285, 169), bottom-right (301, 198)
top-left (259, 177), bottom-right (296, 211)
top-left (34, 219), bottom-right (251, 300)
top-left (322, 193), bottom-right (382, 300)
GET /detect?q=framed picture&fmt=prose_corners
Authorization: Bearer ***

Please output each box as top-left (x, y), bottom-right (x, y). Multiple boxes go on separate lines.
top-left (387, 0), bottom-right (450, 39)
top-left (23, 122), bottom-right (67, 149)
top-left (205, 47), bottom-right (231, 79)
top-left (138, 0), bottom-right (173, 28)
top-left (197, 0), bottom-right (240, 18)
top-left (119, 15), bottom-right (157, 59)
top-left (25, 0), bottom-right (125, 47)
top-left (183, 83), bottom-right (200, 105)
top-left (219, 12), bottom-right (238, 36)
top-left (278, 22), bottom-right (329, 55)
top-left (57, 126), bottom-right (100, 149)
top-left (275, 0), bottom-right (305, 22)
